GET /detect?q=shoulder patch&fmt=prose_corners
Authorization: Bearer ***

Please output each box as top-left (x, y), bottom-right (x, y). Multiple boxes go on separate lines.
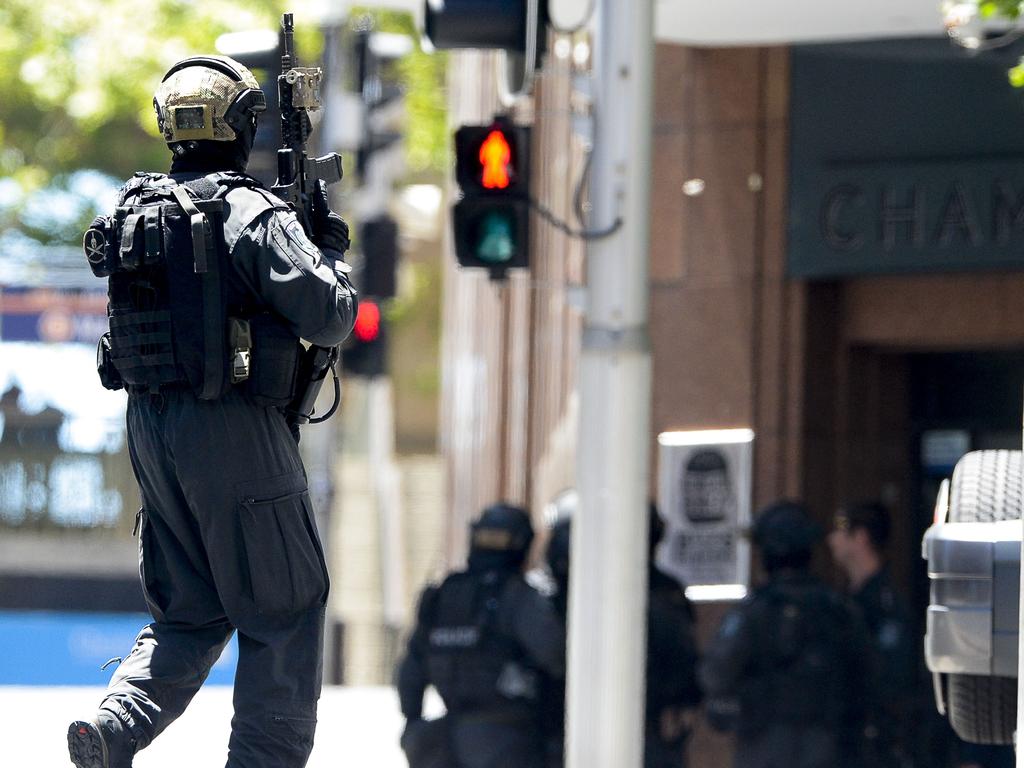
top-left (222, 186), bottom-right (289, 252)
top-left (281, 218), bottom-right (323, 265)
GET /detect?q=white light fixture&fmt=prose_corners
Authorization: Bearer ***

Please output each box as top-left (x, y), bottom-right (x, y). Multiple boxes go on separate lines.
top-left (685, 584), bottom-right (748, 603)
top-left (682, 178), bottom-right (705, 197)
top-left (658, 428), bottom-right (755, 446)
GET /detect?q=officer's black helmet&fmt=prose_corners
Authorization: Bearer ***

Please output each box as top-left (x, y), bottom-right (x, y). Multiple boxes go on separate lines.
top-left (545, 500), bottom-right (663, 585)
top-left (470, 503), bottom-right (534, 562)
top-left (545, 517), bottom-right (572, 584)
top-left (750, 500), bottom-right (821, 565)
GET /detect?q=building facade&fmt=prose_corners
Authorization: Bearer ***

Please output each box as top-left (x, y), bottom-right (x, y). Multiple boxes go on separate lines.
top-left (439, 13), bottom-right (1024, 766)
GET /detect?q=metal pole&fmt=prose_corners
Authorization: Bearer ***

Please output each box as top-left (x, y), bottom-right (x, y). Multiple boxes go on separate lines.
top-left (566, 1), bottom-right (654, 766)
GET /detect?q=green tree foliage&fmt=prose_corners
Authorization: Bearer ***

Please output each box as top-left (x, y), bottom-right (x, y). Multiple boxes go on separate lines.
top-left (977, 1), bottom-right (1024, 19)
top-left (949, 1), bottom-right (1024, 85)
top-left (0, 0), bottom-right (287, 265)
top-left (0, 0), bottom-right (446, 263)
top-left (350, 7), bottom-right (449, 178)
top-left (0, 0), bottom-right (290, 188)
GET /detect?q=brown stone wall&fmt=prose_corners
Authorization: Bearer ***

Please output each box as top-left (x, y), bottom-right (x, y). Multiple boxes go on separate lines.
top-left (649, 43), bottom-right (804, 768)
top-left (649, 45), bottom-right (805, 512)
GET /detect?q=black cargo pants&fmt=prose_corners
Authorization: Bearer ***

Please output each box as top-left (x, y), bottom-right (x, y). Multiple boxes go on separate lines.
top-left (99, 388), bottom-right (329, 768)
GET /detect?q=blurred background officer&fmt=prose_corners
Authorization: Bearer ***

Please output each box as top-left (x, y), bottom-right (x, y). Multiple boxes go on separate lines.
top-left (67, 55), bottom-right (356, 768)
top-left (396, 503), bottom-right (565, 768)
top-left (828, 501), bottom-right (915, 767)
top-left (699, 500), bottom-right (871, 768)
top-left (544, 503), bottom-right (701, 768)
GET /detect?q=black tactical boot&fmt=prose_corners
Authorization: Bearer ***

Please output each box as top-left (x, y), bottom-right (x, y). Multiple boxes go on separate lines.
top-left (67, 715), bottom-right (135, 768)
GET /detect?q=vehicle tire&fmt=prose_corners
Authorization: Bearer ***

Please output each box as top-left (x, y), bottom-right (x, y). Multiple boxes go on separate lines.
top-left (945, 449), bottom-right (1021, 745)
top-left (949, 449), bottom-right (1022, 525)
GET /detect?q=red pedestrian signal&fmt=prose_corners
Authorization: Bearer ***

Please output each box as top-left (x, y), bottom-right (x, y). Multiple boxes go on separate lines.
top-left (480, 130), bottom-right (512, 190)
top-left (343, 299), bottom-right (388, 378)
top-left (353, 300), bottom-right (381, 343)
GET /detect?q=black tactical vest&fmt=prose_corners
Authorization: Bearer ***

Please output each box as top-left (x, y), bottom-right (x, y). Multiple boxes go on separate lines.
top-left (86, 171), bottom-right (298, 402)
top-left (422, 570), bottom-right (536, 715)
top-left (742, 580), bottom-right (854, 734)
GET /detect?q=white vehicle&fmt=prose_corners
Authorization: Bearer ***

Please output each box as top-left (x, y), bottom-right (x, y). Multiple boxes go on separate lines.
top-left (922, 449), bottom-right (1020, 745)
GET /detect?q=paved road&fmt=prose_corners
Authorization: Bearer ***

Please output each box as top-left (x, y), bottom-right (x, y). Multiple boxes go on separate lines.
top-left (1, 685), bottom-right (412, 767)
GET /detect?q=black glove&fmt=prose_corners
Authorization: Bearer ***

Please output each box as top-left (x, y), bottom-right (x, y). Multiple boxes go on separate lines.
top-left (311, 180), bottom-right (351, 254)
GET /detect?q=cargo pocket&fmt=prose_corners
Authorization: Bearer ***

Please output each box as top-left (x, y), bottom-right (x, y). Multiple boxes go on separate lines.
top-left (137, 507), bottom-right (169, 623)
top-left (237, 471), bottom-right (328, 616)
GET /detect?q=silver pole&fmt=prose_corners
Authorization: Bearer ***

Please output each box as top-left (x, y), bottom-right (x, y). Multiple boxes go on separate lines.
top-left (566, 0), bottom-right (654, 766)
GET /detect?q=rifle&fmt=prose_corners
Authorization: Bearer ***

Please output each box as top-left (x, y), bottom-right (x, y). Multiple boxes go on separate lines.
top-left (273, 12), bottom-right (344, 426)
top-left (272, 12), bottom-right (343, 231)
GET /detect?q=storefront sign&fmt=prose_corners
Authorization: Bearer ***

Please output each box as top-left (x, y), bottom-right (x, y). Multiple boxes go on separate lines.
top-left (656, 429), bottom-right (753, 601)
top-left (792, 161), bottom-right (1024, 276)
top-left (789, 39), bottom-right (1024, 278)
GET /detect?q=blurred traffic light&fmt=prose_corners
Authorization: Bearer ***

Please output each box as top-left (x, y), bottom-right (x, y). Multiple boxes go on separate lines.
top-left (353, 25), bottom-right (410, 180)
top-left (342, 299), bottom-right (388, 378)
top-left (359, 215), bottom-right (398, 300)
top-left (453, 118), bottom-right (531, 276)
top-left (424, 0), bottom-right (548, 59)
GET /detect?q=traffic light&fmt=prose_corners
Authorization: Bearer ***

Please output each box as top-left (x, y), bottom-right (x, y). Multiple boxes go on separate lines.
top-left (353, 24), bottom-right (410, 181)
top-left (359, 215), bottom-right (399, 300)
top-left (453, 118), bottom-right (531, 276)
top-left (424, 0), bottom-right (547, 59)
top-left (342, 299), bottom-right (388, 378)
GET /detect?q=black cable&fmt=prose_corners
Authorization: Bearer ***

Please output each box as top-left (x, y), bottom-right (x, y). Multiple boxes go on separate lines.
top-left (528, 195), bottom-right (622, 240)
top-left (309, 365), bottom-right (341, 424)
top-left (527, 91), bottom-right (622, 241)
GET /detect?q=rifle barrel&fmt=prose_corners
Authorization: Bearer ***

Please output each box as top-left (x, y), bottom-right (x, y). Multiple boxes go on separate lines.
top-left (281, 13), bottom-right (295, 68)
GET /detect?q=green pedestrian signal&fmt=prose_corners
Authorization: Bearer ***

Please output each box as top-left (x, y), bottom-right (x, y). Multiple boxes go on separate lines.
top-left (477, 211), bottom-right (516, 263)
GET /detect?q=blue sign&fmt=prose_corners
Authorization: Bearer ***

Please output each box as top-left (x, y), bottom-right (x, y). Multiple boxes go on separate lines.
top-left (0, 611), bottom-right (238, 685)
top-left (0, 287), bottom-right (108, 344)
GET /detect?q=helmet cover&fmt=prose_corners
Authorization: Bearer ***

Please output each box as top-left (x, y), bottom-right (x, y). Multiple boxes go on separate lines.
top-left (154, 55), bottom-right (266, 143)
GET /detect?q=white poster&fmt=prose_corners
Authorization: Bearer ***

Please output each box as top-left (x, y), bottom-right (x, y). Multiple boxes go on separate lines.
top-left (656, 429), bottom-right (753, 601)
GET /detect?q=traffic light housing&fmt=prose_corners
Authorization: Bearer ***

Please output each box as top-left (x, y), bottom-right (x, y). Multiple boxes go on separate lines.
top-left (342, 299), bottom-right (388, 378)
top-left (359, 215), bottom-right (398, 300)
top-left (352, 25), bottom-right (409, 180)
top-left (453, 118), bottom-right (531, 276)
top-left (424, 0), bottom-right (547, 60)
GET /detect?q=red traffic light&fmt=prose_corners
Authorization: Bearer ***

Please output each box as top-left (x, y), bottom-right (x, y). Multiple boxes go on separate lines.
top-left (353, 300), bottom-right (381, 343)
top-left (479, 130), bottom-right (512, 190)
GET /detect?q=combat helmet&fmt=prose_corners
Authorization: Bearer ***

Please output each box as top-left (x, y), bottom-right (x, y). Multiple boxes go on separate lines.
top-left (750, 500), bottom-right (821, 564)
top-left (153, 55), bottom-right (266, 149)
top-left (468, 503), bottom-right (534, 571)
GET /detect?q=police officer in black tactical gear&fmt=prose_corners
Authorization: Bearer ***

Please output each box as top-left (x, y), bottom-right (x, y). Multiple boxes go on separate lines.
top-left (544, 505), bottom-right (701, 768)
top-left (828, 501), bottom-right (916, 768)
top-left (396, 503), bottom-right (566, 768)
top-left (699, 500), bottom-right (872, 768)
top-left (67, 54), bottom-right (356, 768)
